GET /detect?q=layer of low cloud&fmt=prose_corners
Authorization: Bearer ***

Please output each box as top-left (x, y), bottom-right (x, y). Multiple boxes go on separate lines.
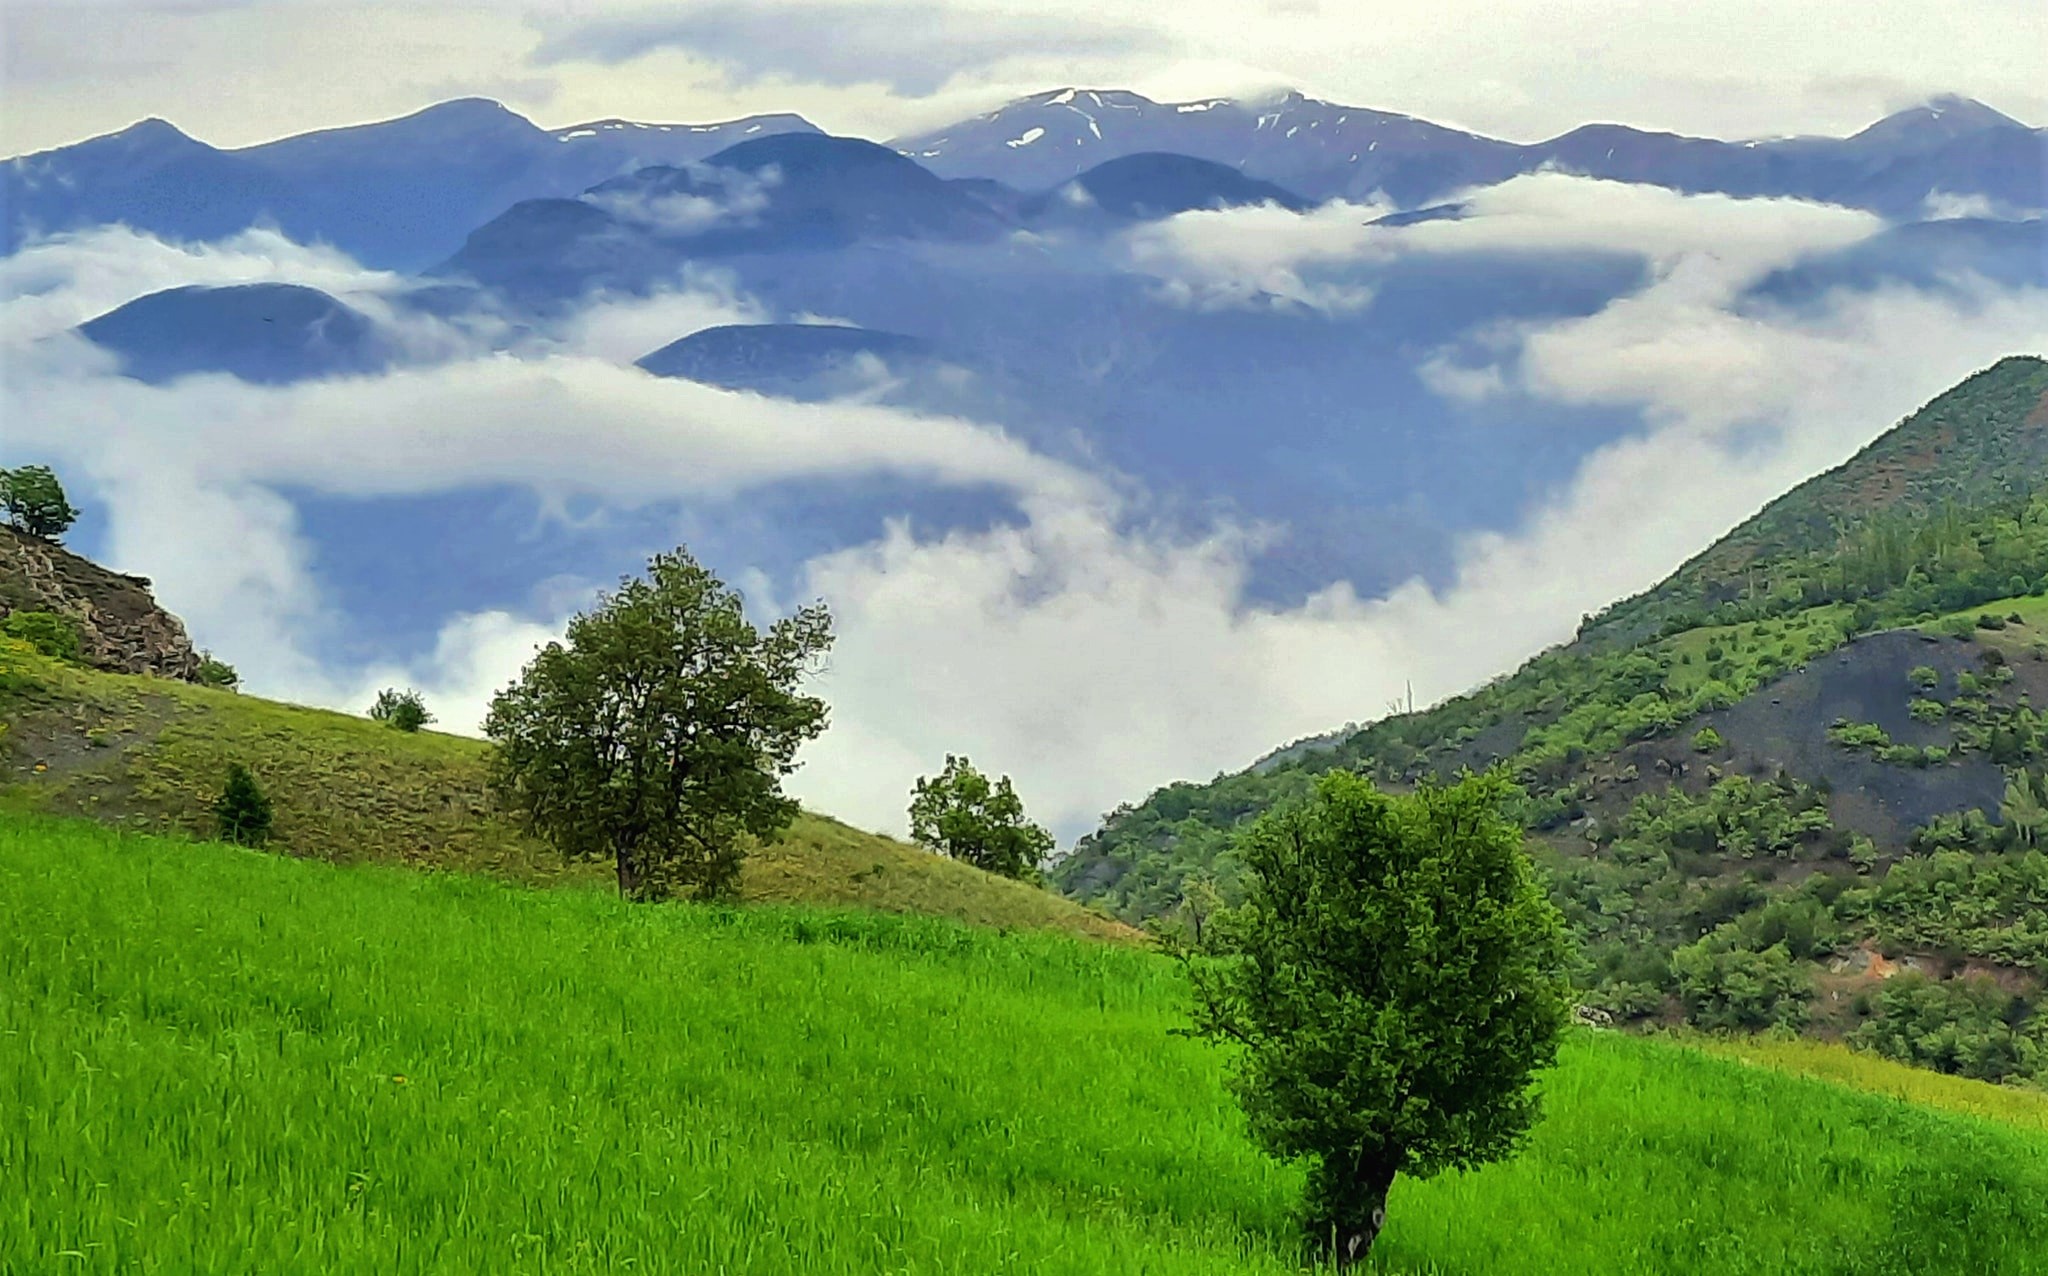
top-left (583, 164), bottom-right (778, 239)
top-left (1, 224), bottom-right (1088, 713)
top-left (5, 200), bottom-right (2044, 844)
top-left (792, 280), bottom-right (2048, 837)
top-left (1124, 172), bottom-right (1886, 313)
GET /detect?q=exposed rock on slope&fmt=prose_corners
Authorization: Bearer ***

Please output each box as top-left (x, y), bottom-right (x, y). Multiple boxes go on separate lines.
top-left (0, 527), bottom-right (202, 680)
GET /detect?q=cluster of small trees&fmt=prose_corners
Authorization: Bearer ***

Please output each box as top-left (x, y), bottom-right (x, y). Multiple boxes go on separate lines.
top-left (477, 548), bottom-right (1064, 898)
top-left (907, 755), bottom-right (1052, 881)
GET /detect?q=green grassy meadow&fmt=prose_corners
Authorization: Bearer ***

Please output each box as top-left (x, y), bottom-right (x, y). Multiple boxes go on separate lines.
top-left (6, 816), bottom-right (2048, 1274)
top-left (1693, 1035), bottom-right (2048, 1136)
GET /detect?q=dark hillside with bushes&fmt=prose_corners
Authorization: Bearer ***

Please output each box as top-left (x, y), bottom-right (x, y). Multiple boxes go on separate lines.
top-left (1056, 356), bottom-right (2048, 1083)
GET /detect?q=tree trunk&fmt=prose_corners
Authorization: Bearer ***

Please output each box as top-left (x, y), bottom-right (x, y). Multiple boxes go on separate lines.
top-left (615, 847), bottom-right (643, 900)
top-left (1326, 1158), bottom-right (1398, 1268)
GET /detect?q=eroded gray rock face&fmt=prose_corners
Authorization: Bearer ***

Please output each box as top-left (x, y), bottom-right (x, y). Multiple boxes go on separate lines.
top-left (0, 527), bottom-right (203, 681)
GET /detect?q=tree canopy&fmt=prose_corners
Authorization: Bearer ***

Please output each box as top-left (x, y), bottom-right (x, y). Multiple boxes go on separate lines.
top-left (0, 465), bottom-right (80, 542)
top-left (1185, 770), bottom-right (1571, 1265)
top-left (908, 755), bottom-right (1054, 881)
top-left (369, 687), bottom-right (434, 733)
top-left (484, 548), bottom-right (832, 900)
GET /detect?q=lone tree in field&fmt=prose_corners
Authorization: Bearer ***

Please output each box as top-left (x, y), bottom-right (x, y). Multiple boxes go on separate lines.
top-left (907, 755), bottom-right (1054, 880)
top-left (0, 465), bottom-right (80, 542)
top-left (1185, 770), bottom-right (1571, 1266)
top-left (485, 548), bottom-right (832, 901)
top-left (369, 687), bottom-right (434, 732)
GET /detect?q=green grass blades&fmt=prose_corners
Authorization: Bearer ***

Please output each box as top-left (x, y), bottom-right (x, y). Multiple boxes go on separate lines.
top-left (6, 814), bottom-right (2048, 1275)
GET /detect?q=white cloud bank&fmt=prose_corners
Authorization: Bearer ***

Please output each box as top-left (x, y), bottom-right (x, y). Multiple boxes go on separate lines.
top-left (1124, 172), bottom-right (1886, 313)
top-left (793, 281), bottom-right (2048, 836)
top-left (4, 195), bottom-right (2044, 844)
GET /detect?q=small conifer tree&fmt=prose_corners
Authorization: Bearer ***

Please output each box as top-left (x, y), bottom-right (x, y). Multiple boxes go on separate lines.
top-left (214, 763), bottom-right (274, 847)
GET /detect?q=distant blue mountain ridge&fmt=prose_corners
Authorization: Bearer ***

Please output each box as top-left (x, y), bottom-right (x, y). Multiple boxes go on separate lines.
top-left (4, 99), bottom-right (822, 270)
top-left (22, 88), bottom-right (2047, 667)
top-left (9, 89), bottom-right (2040, 271)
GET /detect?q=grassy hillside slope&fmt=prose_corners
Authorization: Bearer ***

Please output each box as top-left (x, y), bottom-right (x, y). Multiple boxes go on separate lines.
top-left (6, 815), bottom-right (2047, 1275)
top-left (0, 641), bottom-right (1133, 942)
top-left (1055, 356), bottom-right (2048, 1080)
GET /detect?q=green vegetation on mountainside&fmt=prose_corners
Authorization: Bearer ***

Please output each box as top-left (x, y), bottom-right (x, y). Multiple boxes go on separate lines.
top-left (7, 815), bottom-right (2048, 1275)
top-left (1579, 355), bottom-right (2048, 648)
top-left (0, 640), bottom-right (1133, 942)
top-left (1056, 356), bottom-right (2048, 1082)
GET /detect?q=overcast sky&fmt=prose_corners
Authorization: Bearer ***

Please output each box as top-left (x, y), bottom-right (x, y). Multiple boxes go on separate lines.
top-left (3, 0), bottom-right (2044, 156)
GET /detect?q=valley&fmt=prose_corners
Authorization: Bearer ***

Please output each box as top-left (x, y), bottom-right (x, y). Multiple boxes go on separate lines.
top-left (1057, 357), bottom-right (2048, 1085)
top-left (5, 25), bottom-right (2048, 1270)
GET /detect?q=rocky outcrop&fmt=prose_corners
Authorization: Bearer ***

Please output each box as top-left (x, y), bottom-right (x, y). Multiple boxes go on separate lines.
top-left (0, 526), bottom-right (203, 680)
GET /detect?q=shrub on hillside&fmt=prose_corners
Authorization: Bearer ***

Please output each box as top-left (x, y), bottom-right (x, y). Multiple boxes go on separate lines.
top-left (1670, 935), bottom-right (1809, 1032)
top-left (3, 610), bottom-right (83, 663)
top-left (213, 763), bottom-right (274, 848)
top-left (1908, 697), bottom-right (1947, 724)
top-left (1851, 973), bottom-right (2045, 1084)
top-left (1828, 720), bottom-right (1891, 752)
top-left (194, 652), bottom-right (240, 690)
top-left (1691, 727), bottom-right (1725, 754)
top-left (369, 688), bottom-right (434, 733)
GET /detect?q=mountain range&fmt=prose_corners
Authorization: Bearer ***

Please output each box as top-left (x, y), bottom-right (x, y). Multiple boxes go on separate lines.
top-left (897, 88), bottom-right (2045, 216)
top-left (9, 89), bottom-right (2041, 273)
top-left (3, 99), bottom-right (820, 270)
top-left (8, 84), bottom-right (2046, 741)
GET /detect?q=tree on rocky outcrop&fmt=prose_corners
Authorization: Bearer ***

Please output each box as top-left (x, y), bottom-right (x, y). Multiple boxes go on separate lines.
top-left (1184, 770), bottom-right (1571, 1266)
top-left (908, 755), bottom-right (1054, 881)
top-left (0, 466), bottom-right (80, 542)
top-left (485, 548), bottom-right (831, 901)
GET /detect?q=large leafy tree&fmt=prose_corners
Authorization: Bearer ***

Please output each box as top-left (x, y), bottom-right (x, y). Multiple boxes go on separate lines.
top-left (1185, 770), bottom-right (1572, 1265)
top-left (0, 465), bottom-right (80, 542)
top-left (907, 755), bottom-right (1054, 880)
top-left (485, 549), bottom-right (832, 901)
